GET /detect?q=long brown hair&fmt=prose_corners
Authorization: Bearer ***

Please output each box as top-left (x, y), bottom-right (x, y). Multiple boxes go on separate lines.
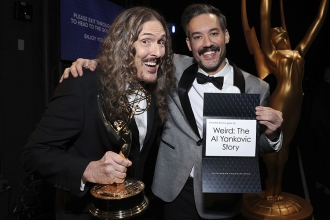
top-left (97, 7), bottom-right (176, 125)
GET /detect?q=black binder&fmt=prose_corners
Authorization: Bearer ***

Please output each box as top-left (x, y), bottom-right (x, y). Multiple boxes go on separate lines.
top-left (202, 93), bottom-right (262, 193)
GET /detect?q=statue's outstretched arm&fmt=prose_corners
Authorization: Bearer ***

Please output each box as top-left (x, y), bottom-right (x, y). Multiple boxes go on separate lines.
top-left (260, 0), bottom-right (274, 58)
top-left (296, 0), bottom-right (329, 57)
top-left (241, 0), bottom-right (272, 79)
top-left (279, 0), bottom-right (291, 48)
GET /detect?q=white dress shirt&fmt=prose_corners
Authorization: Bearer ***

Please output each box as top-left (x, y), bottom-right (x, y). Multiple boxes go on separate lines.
top-left (128, 91), bottom-right (147, 151)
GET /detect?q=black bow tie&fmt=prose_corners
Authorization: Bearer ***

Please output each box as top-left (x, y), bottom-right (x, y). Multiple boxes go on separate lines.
top-left (196, 72), bottom-right (224, 90)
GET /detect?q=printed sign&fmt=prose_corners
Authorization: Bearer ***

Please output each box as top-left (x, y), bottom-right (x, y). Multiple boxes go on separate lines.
top-left (205, 118), bottom-right (256, 157)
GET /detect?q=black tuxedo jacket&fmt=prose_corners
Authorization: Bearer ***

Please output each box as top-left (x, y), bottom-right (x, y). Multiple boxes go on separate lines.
top-left (21, 69), bottom-right (160, 219)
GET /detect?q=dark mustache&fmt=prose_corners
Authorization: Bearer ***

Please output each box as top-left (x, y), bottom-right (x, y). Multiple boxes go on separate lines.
top-left (198, 45), bottom-right (221, 56)
top-left (142, 58), bottom-right (161, 64)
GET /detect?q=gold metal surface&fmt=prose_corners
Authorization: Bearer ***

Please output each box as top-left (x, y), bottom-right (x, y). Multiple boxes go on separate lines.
top-left (243, 192), bottom-right (313, 220)
top-left (98, 82), bottom-right (151, 158)
top-left (90, 179), bottom-right (145, 200)
top-left (241, 0), bottom-right (328, 219)
top-left (89, 196), bottom-right (149, 220)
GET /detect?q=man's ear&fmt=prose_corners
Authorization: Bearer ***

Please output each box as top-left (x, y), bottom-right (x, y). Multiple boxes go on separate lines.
top-left (186, 38), bottom-right (192, 51)
top-left (225, 29), bottom-right (230, 44)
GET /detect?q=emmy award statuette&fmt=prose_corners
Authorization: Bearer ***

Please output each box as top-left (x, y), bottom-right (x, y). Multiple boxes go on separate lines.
top-left (89, 82), bottom-right (151, 219)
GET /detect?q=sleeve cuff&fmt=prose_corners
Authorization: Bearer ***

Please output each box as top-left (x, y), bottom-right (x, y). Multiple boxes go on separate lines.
top-left (267, 131), bottom-right (283, 152)
top-left (80, 179), bottom-right (86, 191)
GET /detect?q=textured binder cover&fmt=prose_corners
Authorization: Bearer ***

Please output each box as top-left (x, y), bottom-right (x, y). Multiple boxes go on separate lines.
top-left (202, 93), bottom-right (261, 193)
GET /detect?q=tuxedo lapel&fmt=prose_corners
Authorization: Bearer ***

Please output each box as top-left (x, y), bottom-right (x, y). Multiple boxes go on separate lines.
top-left (178, 64), bottom-right (201, 139)
top-left (229, 59), bottom-right (246, 93)
top-left (143, 100), bottom-right (155, 146)
top-left (128, 118), bottom-right (139, 147)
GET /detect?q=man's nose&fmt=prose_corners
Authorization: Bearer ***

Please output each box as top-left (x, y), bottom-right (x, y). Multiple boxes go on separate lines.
top-left (150, 44), bottom-right (162, 57)
top-left (202, 36), bottom-right (213, 48)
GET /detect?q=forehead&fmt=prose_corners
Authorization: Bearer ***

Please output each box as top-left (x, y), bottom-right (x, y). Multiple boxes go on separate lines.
top-left (188, 14), bottom-right (221, 34)
top-left (139, 20), bottom-right (165, 36)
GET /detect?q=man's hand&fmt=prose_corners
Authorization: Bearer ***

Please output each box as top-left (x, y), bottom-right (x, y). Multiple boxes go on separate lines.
top-left (59, 58), bottom-right (98, 83)
top-left (255, 106), bottom-right (283, 141)
top-left (82, 151), bottom-right (132, 184)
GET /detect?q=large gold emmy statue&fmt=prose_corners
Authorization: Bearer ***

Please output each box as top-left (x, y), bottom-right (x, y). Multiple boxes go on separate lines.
top-left (89, 82), bottom-right (151, 219)
top-left (241, 0), bottom-right (329, 219)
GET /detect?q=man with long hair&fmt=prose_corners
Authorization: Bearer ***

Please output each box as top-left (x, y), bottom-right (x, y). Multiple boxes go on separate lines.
top-left (21, 7), bottom-right (175, 220)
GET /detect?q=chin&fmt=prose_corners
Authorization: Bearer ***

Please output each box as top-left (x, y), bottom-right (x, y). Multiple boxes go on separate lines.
top-left (143, 73), bottom-right (158, 83)
top-left (145, 78), bottom-right (158, 84)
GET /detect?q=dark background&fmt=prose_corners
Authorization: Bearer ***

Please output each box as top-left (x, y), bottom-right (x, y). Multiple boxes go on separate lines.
top-left (0, 0), bottom-right (329, 219)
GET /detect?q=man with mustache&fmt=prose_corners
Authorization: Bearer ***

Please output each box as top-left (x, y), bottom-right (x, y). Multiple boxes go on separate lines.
top-left (62, 3), bottom-right (283, 219)
top-left (21, 7), bottom-right (176, 220)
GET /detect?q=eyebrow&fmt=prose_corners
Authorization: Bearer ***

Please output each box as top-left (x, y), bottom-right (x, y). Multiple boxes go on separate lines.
top-left (191, 28), bottom-right (220, 36)
top-left (140, 33), bottom-right (167, 39)
top-left (140, 32), bottom-right (154, 36)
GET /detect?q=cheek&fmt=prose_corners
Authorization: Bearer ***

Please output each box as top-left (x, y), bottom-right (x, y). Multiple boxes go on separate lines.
top-left (134, 50), bottom-right (145, 66)
top-left (160, 47), bottom-right (166, 57)
top-left (133, 57), bottom-right (140, 69)
top-left (134, 45), bottom-right (147, 59)
top-left (191, 44), bottom-right (200, 53)
top-left (133, 57), bottom-right (144, 76)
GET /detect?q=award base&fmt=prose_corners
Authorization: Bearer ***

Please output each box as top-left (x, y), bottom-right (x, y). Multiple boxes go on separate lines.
top-left (242, 191), bottom-right (313, 220)
top-left (89, 178), bottom-right (149, 219)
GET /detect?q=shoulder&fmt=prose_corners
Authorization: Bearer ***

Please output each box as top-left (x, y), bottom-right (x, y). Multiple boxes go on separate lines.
top-left (174, 54), bottom-right (194, 69)
top-left (56, 68), bottom-right (100, 96)
top-left (67, 68), bottom-right (100, 87)
top-left (241, 69), bottom-right (269, 89)
top-left (173, 54), bottom-right (194, 79)
top-left (78, 68), bottom-right (100, 85)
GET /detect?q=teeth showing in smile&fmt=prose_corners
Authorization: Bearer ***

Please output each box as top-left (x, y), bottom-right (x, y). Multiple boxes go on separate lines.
top-left (203, 51), bottom-right (215, 56)
top-left (144, 62), bottom-right (156, 66)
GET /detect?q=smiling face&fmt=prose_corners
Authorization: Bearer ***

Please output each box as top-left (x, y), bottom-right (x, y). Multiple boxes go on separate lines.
top-left (186, 14), bottom-right (229, 75)
top-left (133, 20), bottom-right (166, 83)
